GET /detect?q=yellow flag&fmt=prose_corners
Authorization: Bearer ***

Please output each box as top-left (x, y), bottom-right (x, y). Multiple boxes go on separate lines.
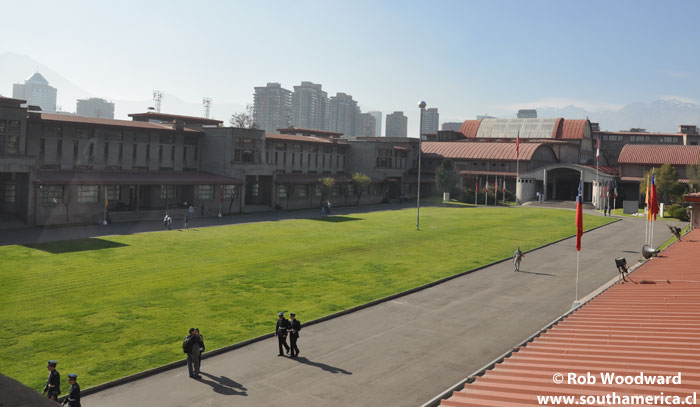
top-left (645, 175), bottom-right (650, 221)
top-left (105, 187), bottom-right (109, 208)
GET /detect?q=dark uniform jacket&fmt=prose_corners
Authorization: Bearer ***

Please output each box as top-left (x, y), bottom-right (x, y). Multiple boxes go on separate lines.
top-left (44, 370), bottom-right (60, 395)
top-left (64, 383), bottom-right (80, 407)
top-left (276, 318), bottom-right (290, 336)
top-left (289, 319), bottom-right (301, 338)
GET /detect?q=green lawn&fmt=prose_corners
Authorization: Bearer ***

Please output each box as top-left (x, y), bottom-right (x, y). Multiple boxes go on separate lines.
top-left (0, 206), bottom-right (614, 391)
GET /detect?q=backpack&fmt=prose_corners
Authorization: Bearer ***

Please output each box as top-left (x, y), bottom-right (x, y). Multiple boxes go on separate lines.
top-left (182, 336), bottom-right (193, 353)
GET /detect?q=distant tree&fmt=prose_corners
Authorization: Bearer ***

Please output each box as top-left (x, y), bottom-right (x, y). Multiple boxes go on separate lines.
top-left (283, 183), bottom-right (296, 210)
top-left (350, 172), bottom-right (371, 205)
top-left (435, 159), bottom-right (458, 195)
top-left (229, 104), bottom-right (257, 128)
top-left (640, 164), bottom-right (680, 204)
top-left (686, 164), bottom-right (700, 193)
top-left (317, 177), bottom-right (335, 205)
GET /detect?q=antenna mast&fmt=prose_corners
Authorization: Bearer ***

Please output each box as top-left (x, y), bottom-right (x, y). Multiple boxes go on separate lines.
top-left (202, 98), bottom-right (212, 119)
top-left (153, 90), bottom-right (163, 113)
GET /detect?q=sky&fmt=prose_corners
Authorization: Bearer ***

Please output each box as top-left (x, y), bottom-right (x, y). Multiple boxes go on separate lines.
top-left (2, 0), bottom-right (700, 135)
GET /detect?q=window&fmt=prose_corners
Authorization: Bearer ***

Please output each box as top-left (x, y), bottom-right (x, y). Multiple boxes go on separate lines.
top-left (170, 146), bottom-right (175, 161)
top-left (4, 184), bottom-right (16, 203)
top-left (292, 153), bottom-right (295, 166)
top-left (40, 138), bottom-right (45, 158)
top-left (297, 185), bottom-right (307, 197)
top-left (315, 184), bottom-right (322, 197)
top-left (74, 140), bottom-right (79, 158)
top-left (336, 155), bottom-right (340, 169)
top-left (223, 184), bottom-right (238, 199)
top-left (199, 185), bottom-right (214, 200)
top-left (146, 144), bottom-right (151, 159)
top-left (184, 135), bottom-right (198, 145)
top-left (278, 184), bottom-right (287, 198)
top-left (133, 144), bottom-right (138, 160)
top-left (104, 142), bottom-right (110, 161)
top-left (308, 145), bottom-right (318, 153)
top-left (118, 143), bottom-right (123, 160)
top-left (39, 186), bottom-right (63, 204)
top-left (252, 183), bottom-right (259, 197)
top-left (78, 185), bottom-right (99, 203)
top-left (107, 185), bottom-right (120, 201)
top-left (57, 139), bottom-right (62, 159)
top-left (7, 135), bottom-right (18, 154)
top-left (88, 142), bottom-right (94, 159)
top-left (323, 146), bottom-right (332, 154)
top-left (194, 147), bottom-right (198, 161)
top-left (159, 145), bottom-right (163, 161)
top-left (293, 144), bottom-right (302, 153)
top-left (183, 146), bottom-right (188, 161)
top-left (160, 185), bottom-right (176, 200)
top-left (160, 135), bottom-right (175, 144)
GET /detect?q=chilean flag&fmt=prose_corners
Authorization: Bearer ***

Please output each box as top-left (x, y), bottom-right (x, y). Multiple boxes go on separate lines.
top-left (596, 134), bottom-right (600, 163)
top-left (650, 171), bottom-right (659, 221)
top-left (575, 180), bottom-right (583, 251)
top-left (516, 130), bottom-right (520, 158)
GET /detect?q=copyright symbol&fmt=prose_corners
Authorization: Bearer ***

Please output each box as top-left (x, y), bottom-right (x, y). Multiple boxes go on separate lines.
top-left (553, 373), bottom-right (564, 384)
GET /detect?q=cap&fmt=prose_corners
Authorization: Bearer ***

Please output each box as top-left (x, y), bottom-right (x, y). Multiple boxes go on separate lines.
top-left (47, 360), bottom-right (57, 367)
top-left (290, 313), bottom-right (296, 316)
top-left (68, 374), bottom-right (78, 379)
top-left (277, 312), bottom-right (284, 316)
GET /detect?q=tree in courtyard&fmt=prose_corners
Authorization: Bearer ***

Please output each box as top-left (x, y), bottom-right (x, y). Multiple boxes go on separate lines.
top-left (640, 164), bottom-right (681, 204)
top-left (435, 159), bottom-right (458, 195)
top-left (351, 172), bottom-right (372, 205)
top-left (686, 164), bottom-right (700, 193)
top-left (229, 104), bottom-right (257, 128)
top-left (317, 177), bottom-right (335, 205)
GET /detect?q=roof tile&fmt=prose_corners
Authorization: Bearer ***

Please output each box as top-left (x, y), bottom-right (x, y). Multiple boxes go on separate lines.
top-left (618, 145), bottom-right (700, 166)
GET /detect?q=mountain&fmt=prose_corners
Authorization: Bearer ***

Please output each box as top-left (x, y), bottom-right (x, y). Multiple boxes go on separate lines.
top-left (526, 99), bottom-right (700, 133)
top-left (0, 52), bottom-right (245, 122)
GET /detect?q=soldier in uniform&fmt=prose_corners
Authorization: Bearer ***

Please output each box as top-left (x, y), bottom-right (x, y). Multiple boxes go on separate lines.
top-left (288, 313), bottom-right (302, 358)
top-left (62, 374), bottom-right (80, 407)
top-left (275, 312), bottom-right (290, 356)
top-left (42, 360), bottom-right (61, 401)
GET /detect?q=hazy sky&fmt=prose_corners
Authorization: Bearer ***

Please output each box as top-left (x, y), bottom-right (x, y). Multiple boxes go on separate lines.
top-left (2, 0), bottom-right (699, 135)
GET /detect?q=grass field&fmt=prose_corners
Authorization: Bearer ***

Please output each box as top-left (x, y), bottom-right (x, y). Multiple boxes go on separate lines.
top-left (0, 206), bottom-right (614, 391)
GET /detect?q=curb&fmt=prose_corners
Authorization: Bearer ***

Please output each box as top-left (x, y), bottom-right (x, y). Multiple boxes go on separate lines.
top-left (77, 218), bottom-right (620, 398)
top-left (419, 226), bottom-right (678, 407)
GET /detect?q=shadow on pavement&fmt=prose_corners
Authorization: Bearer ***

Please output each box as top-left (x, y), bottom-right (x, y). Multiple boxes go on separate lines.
top-left (292, 357), bottom-right (352, 375)
top-left (197, 372), bottom-right (247, 396)
top-left (22, 237), bottom-right (128, 253)
top-left (516, 269), bottom-right (555, 277)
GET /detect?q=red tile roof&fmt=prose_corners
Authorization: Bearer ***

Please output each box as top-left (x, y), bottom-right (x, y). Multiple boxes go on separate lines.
top-left (440, 229), bottom-right (700, 407)
top-left (684, 192), bottom-right (700, 203)
top-left (555, 119), bottom-right (589, 139)
top-left (128, 112), bottom-right (223, 125)
top-left (422, 142), bottom-right (546, 161)
top-left (38, 113), bottom-right (202, 133)
top-left (459, 120), bottom-right (482, 138)
top-left (266, 133), bottom-right (346, 145)
top-left (618, 144), bottom-right (700, 166)
top-left (34, 170), bottom-right (243, 185)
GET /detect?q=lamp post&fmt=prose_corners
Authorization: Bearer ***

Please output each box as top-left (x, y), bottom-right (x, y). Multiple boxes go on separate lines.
top-left (417, 101), bottom-right (426, 231)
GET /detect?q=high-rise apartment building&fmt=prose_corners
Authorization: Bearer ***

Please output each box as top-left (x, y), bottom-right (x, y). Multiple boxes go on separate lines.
top-left (421, 107), bottom-right (439, 135)
top-left (329, 92), bottom-right (360, 137)
top-left (441, 122), bottom-right (462, 132)
top-left (292, 81), bottom-right (329, 131)
top-left (386, 111), bottom-right (408, 138)
top-left (368, 111), bottom-right (382, 137)
top-left (359, 113), bottom-right (377, 137)
top-left (76, 97), bottom-right (115, 119)
top-left (517, 109), bottom-right (537, 119)
top-left (12, 72), bottom-right (57, 112)
top-left (253, 83), bottom-right (293, 133)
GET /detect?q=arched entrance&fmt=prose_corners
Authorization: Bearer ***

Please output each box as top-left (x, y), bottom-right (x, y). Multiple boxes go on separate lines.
top-left (547, 168), bottom-right (581, 201)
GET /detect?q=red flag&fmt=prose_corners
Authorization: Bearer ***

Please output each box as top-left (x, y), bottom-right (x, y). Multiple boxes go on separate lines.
top-left (516, 130), bottom-right (520, 158)
top-left (575, 180), bottom-right (583, 251)
top-left (475, 179), bottom-right (478, 192)
top-left (650, 172), bottom-right (658, 221)
top-left (495, 177), bottom-right (499, 195)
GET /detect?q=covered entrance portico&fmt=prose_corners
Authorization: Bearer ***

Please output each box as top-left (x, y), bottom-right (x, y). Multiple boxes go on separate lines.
top-left (517, 164), bottom-right (617, 204)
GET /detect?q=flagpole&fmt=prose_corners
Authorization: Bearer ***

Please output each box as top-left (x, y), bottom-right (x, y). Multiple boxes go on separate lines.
top-left (103, 186), bottom-right (108, 225)
top-left (485, 175), bottom-right (488, 207)
top-left (475, 178), bottom-right (478, 206)
top-left (575, 250), bottom-right (580, 303)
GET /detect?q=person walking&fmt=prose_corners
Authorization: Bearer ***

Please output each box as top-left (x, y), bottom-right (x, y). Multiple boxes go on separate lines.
top-left (61, 374), bottom-right (80, 407)
top-left (183, 328), bottom-right (201, 378)
top-left (184, 216), bottom-right (188, 229)
top-left (288, 313), bottom-right (301, 358)
top-left (189, 204), bottom-right (195, 220)
top-left (513, 247), bottom-right (524, 272)
top-left (275, 312), bottom-right (290, 356)
top-left (42, 360), bottom-right (60, 401)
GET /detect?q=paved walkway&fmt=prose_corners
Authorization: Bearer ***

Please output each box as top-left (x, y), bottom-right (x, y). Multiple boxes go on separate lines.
top-left (82, 215), bottom-right (669, 407)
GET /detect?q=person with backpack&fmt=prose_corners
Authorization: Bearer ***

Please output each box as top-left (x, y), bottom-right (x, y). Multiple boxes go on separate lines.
top-left (183, 328), bottom-right (201, 378)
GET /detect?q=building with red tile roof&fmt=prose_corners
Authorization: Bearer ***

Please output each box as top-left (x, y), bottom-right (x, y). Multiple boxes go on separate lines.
top-left (436, 230), bottom-right (700, 407)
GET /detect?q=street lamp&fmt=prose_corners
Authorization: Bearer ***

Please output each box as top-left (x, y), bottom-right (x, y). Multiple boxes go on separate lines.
top-left (417, 101), bottom-right (426, 231)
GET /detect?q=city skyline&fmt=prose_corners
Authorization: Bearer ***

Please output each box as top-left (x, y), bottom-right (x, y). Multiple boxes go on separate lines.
top-left (2, 1), bottom-right (700, 135)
